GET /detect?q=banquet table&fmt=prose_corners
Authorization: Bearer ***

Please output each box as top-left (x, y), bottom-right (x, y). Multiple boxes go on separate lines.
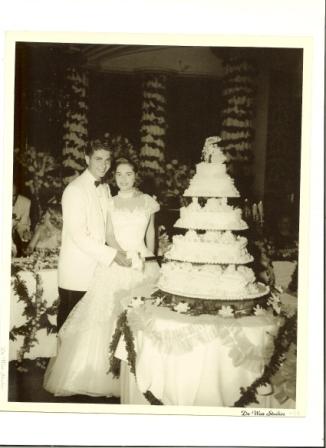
top-left (10, 267), bottom-right (58, 361)
top-left (116, 302), bottom-right (295, 408)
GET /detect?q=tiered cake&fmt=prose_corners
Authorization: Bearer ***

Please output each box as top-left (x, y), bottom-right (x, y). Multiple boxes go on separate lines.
top-left (158, 136), bottom-right (269, 301)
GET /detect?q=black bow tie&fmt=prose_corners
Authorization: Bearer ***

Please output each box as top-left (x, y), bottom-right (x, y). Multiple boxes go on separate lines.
top-left (94, 180), bottom-right (103, 187)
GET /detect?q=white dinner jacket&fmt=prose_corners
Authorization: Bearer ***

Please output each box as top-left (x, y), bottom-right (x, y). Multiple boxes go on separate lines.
top-left (58, 169), bottom-right (117, 291)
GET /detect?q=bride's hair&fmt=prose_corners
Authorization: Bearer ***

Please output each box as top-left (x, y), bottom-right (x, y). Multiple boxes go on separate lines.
top-left (113, 157), bottom-right (138, 174)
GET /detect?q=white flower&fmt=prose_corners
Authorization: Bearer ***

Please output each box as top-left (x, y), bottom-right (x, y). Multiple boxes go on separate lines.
top-left (140, 146), bottom-right (164, 160)
top-left (130, 296), bottom-right (144, 308)
top-left (143, 91), bottom-right (166, 104)
top-left (173, 301), bottom-right (189, 313)
top-left (218, 306), bottom-right (234, 318)
top-left (253, 305), bottom-right (267, 316)
top-left (267, 293), bottom-right (282, 314)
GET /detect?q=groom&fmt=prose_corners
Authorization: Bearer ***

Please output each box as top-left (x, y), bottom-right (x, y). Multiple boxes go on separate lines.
top-left (57, 139), bottom-right (131, 330)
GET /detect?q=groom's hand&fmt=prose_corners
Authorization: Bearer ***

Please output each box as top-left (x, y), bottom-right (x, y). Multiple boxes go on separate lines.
top-left (114, 250), bottom-right (132, 267)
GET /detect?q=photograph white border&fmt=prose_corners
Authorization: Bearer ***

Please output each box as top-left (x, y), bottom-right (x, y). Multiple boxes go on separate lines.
top-left (0, 1), bottom-right (324, 446)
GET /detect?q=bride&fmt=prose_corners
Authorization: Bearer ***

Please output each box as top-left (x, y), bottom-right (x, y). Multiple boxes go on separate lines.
top-left (43, 157), bottom-right (160, 397)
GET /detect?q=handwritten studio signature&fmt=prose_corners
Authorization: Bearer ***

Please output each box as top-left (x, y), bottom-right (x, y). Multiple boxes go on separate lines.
top-left (0, 346), bottom-right (7, 392)
top-left (241, 409), bottom-right (286, 417)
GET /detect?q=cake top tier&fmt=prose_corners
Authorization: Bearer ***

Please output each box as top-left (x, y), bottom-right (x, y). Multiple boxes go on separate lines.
top-left (202, 136), bottom-right (227, 164)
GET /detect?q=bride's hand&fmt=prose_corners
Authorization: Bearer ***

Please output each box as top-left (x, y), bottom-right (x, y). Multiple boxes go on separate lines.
top-left (114, 251), bottom-right (132, 267)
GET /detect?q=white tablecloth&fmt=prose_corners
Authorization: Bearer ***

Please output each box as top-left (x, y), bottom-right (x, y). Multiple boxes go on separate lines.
top-left (10, 269), bottom-right (58, 361)
top-left (116, 303), bottom-right (295, 408)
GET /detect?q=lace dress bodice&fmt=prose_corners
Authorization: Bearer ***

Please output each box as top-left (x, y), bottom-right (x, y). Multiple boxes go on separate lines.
top-left (108, 193), bottom-right (159, 257)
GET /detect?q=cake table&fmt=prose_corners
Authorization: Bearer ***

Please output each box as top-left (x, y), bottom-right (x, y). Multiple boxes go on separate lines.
top-left (116, 302), bottom-right (293, 407)
top-left (114, 137), bottom-right (295, 408)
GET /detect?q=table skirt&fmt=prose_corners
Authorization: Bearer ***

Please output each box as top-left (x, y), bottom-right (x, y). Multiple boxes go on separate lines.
top-left (116, 304), bottom-right (294, 407)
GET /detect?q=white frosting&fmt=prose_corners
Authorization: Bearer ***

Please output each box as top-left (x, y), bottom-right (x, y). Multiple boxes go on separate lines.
top-left (196, 162), bottom-right (227, 177)
top-left (159, 261), bottom-right (259, 300)
top-left (184, 171), bottom-right (239, 198)
top-left (183, 137), bottom-right (239, 198)
top-left (175, 198), bottom-right (247, 230)
top-left (166, 230), bottom-right (253, 264)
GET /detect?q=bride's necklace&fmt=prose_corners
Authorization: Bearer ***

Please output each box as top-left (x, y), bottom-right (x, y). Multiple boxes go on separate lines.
top-left (118, 189), bottom-right (136, 199)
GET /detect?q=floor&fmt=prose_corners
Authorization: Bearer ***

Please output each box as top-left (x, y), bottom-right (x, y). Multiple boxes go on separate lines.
top-left (8, 358), bottom-right (120, 404)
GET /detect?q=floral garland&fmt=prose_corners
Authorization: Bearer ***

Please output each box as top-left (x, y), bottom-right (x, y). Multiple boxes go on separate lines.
top-left (14, 145), bottom-right (62, 220)
top-left (62, 66), bottom-right (89, 184)
top-left (220, 56), bottom-right (257, 197)
top-left (139, 74), bottom-right (167, 177)
top-left (10, 250), bottom-right (59, 367)
top-left (220, 57), bottom-right (257, 163)
top-left (234, 310), bottom-right (297, 407)
top-left (150, 288), bottom-right (282, 318)
top-left (108, 309), bottom-right (163, 405)
top-left (10, 269), bottom-right (58, 365)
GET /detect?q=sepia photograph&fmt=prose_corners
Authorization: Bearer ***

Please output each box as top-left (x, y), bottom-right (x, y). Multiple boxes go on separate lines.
top-left (4, 36), bottom-right (305, 413)
top-left (0, 0), bottom-right (324, 444)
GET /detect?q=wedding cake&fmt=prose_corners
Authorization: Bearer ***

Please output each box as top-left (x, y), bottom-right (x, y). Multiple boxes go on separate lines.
top-left (158, 136), bottom-right (269, 301)
top-left (184, 137), bottom-right (239, 198)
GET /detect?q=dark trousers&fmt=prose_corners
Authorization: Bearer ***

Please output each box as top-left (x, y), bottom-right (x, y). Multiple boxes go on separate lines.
top-left (57, 287), bottom-right (86, 331)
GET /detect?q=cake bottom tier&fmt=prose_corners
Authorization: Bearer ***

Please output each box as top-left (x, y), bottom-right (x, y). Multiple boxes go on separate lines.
top-left (158, 261), bottom-right (269, 301)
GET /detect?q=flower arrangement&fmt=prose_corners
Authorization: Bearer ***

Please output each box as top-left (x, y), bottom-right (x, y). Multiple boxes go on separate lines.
top-left (62, 66), bottom-right (88, 184)
top-left (157, 225), bottom-right (171, 257)
top-left (14, 145), bottom-right (63, 220)
top-left (149, 158), bottom-right (194, 207)
top-left (12, 248), bottom-right (60, 272)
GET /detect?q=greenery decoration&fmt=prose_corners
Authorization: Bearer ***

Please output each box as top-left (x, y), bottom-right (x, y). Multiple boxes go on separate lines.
top-left (62, 66), bottom-right (89, 184)
top-left (139, 74), bottom-right (167, 177)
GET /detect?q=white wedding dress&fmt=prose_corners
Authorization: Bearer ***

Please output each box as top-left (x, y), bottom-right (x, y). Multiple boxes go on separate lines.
top-left (43, 193), bottom-right (160, 397)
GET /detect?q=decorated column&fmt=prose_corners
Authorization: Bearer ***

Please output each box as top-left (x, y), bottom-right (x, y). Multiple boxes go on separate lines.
top-left (220, 56), bottom-right (258, 197)
top-left (139, 74), bottom-right (167, 178)
top-left (62, 66), bottom-right (89, 184)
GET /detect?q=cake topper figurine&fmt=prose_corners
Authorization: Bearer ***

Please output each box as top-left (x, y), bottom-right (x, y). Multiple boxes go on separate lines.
top-left (202, 136), bottom-right (226, 163)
